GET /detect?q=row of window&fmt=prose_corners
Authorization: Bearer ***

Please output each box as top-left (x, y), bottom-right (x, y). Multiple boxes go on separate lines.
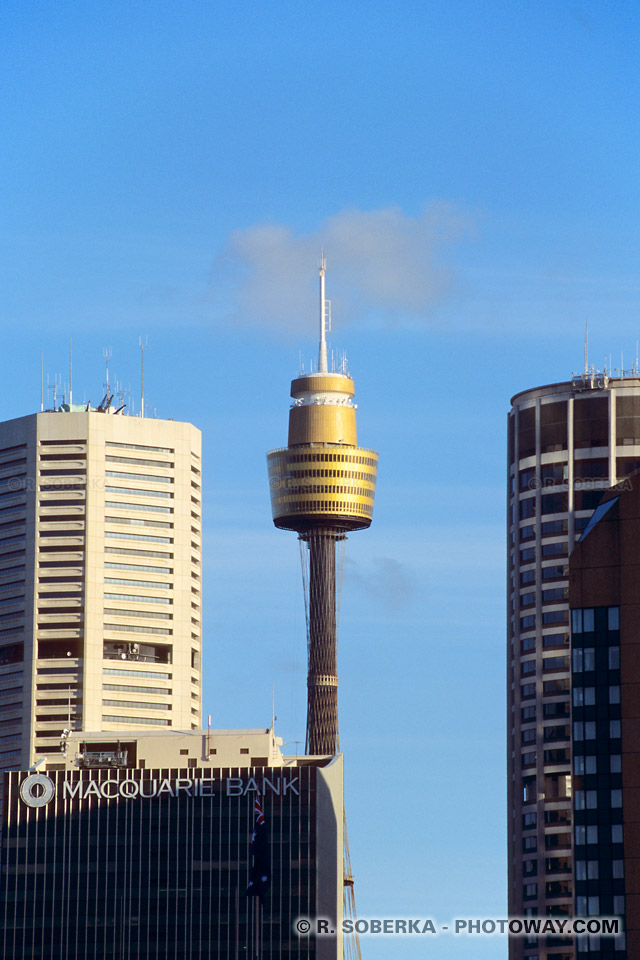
top-left (572, 606), bottom-right (619, 633)
top-left (104, 562), bottom-right (173, 575)
top-left (105, 455), bottom-right (175, 469)
top-left (105, 485), bottom-right (173, 499)
top-left (105, 501), bottom-right (173, 515)
top-left (575, 789), bottom-right (622, 809)
top-left (574, 720), bottom-right (621, 740)
top-left (272, 451), bottom-right (378, 467)
top-left (574, 755), bottom-right (621, 774)
top-left (104, 592), bottom-right (171, 605)
top-left (106, 470), bottom-right (172, 484)
top-left (105, 516), bottom-right (173, 529)
top-left (573, 684), bottom-right (620, 705)
top-left (573, 647), bottom-right (619, 671)
top-left (576, 824), bottom-right (623, 844)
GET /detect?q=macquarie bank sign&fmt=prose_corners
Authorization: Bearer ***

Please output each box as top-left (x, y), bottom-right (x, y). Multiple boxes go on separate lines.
top-left (18, 772), bottom-right (300, 809)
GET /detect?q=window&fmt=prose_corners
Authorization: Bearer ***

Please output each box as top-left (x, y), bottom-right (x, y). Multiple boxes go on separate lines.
top-left (610, 720), bottom-right (621, 738)
top-left (611, 825), bottom-right (623, 843)
top-left (521, 706), bottom-right (536, 722)
top-left (520, 498), bottom-right (536, 520)
top-left (609, 647), bottom-right (620, 669)
top-left (611, 789), bottom-right (622, 808)
top-left (543, 610), bottom-right (568, 625)
top-left (542, 588), bottom-right (566, 602)
top-left (523, 812), bottom-right (537, 830)
top-left (543, 702), bottom-right (569, 719)
top-left (543, 656), bottom-right (568, 672)
top-left (520, 469), bottom-right (535, 491)
top-left (522, 729), bottom-right (536, 744)
top-left (542, 542), bottom-right (566, 557)
top-left (573, 687), bottom-right (595, 706)
top-left (523, 836), bottom-right (537, 852)
top-left (522, 660), bottom-right (536, 677)
top-left (524, 883), bottom-right (538, 900)
top-left (609, 685), bottom-right (621, 704)
top-left (521, 683), bottom-right (536, 699)
top-left (521, 615), bottom-right (536, 630)
top-left (612, 860), bottom-right (624, 879)
top-left (608, 606), bottom-right (620, 630)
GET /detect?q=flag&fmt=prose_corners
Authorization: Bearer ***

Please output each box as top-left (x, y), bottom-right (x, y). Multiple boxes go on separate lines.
top-left (246, 795), bottom-right (270, 901)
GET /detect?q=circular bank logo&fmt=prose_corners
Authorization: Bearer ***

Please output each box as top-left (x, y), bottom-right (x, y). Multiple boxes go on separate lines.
top-left (19, 773), bottom-right (55, 808)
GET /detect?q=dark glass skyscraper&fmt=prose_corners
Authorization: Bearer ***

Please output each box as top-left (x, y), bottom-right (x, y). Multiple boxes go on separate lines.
top-left (0, 730), bottom-right (343, 960)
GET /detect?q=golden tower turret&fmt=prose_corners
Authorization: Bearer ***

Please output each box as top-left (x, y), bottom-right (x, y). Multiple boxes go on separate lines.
top-left (266, 255), bottom-right (378, 755)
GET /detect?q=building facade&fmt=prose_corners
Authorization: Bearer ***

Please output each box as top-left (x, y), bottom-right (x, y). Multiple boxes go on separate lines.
top-left (0, 729), bottom-right (343, 960)
top-left (569, 481), bottom-right (640, 959)
top-left (0, 406), bottom-right (202, 789)
top-left (508, 372), bottom-right (640, 960)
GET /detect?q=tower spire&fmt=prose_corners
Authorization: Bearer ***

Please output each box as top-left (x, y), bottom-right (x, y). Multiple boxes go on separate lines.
top-left (318, 250), bottom-right (328, 373)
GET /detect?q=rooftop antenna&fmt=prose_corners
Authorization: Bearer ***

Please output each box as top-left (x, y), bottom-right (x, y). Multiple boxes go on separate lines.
top-left (318, 251), bottom-right (328, 374)
top-left (139, 336), bottom-right (148, 418)
top-left (69, 337), bottom-right (73, 407)
top-left (636, 340), bottom-right (639, 376)
top-left (584, 321), bottom-right (588, 376)
top-left (40, 350), bottom-right (44, 412)
top-left (103, 347), bottom-right (112, 396)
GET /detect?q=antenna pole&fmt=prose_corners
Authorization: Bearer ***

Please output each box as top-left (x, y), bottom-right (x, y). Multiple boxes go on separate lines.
top-left (40, 351), bottom-right (44, 412)
top-left (69, 337), bottom-right (73, 407)
top-left (318, 252), bottom-right (328, 373)
top-left (139, 336), bottom-right (148, 418)
top-left (584, 321), bottom-right (588, 376)
top-left (103, 347), bottom-right (112, 397)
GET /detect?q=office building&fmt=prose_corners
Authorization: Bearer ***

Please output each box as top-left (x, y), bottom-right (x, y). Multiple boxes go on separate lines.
top-left (569, 480), bottom-right (639, 959)
top-left (0, 728), bottom-right (343, 960)
top-left (0, 404), bottom-right (202, 785)
top-left (507, 368), bottom-right (640, 960)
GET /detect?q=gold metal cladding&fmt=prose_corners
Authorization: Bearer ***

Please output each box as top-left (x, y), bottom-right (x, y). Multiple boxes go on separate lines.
top-left (307, 675), bottom-right (339, 687)
top-left (288, 405), bottom-right (357, 446)
top-left (290, 373), bottom-right (355, 399)
top-left (266, 444), bottom-right (378, 532)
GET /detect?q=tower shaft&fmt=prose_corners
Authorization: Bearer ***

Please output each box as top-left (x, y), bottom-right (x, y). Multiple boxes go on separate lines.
top-left (305, 531), bottom-right (339, 755)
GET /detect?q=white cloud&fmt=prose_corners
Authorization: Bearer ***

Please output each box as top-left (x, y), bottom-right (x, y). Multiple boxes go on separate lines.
top-left (211, 203), bottom-right (473, 332)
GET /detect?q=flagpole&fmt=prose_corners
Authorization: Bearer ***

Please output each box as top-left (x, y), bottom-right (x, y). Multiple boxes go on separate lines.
top-left (255, 898), bottom-right (259, 959)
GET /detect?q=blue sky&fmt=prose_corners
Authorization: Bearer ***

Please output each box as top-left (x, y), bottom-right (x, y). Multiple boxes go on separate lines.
top-left (2, 2), bottom-right (640, 956)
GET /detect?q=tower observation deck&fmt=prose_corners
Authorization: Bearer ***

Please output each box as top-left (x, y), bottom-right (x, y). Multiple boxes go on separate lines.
top-left (266, 255), bottom-right (378, 756)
